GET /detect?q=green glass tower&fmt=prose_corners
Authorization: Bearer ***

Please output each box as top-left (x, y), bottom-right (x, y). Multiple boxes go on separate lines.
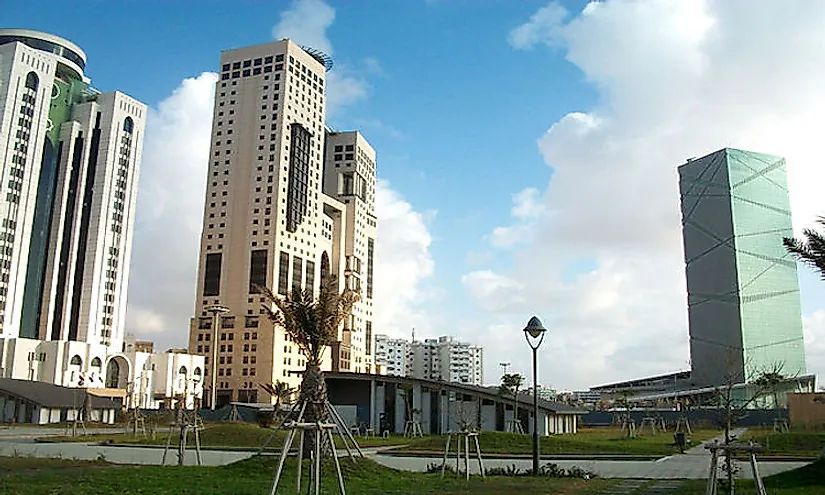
top-left (679, 148), bottom-right (806, 385)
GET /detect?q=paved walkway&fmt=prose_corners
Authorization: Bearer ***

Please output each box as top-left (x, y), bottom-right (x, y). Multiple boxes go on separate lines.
top-left (0, 440), bottom-right (253, 466)
top-left (0, 426), bottom-right (122, 442)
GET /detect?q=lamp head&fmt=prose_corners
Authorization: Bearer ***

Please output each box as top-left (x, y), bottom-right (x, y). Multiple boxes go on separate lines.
top-left (206, 304), bottom-right (230, 315)
top-left (523, 316), bottom-right (547, 339)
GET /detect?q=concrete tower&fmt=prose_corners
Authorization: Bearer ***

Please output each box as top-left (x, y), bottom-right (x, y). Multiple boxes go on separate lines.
top-left (679, 148), bottom-right (806, 385)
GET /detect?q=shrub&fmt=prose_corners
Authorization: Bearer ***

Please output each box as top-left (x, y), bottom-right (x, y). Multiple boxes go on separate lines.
top-left (257, 411), bottom-right (275, 429)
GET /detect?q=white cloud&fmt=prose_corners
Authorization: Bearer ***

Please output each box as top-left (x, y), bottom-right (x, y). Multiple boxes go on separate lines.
top-left (507, 2), bottom-right (568, 50)
top-left (374, 180), bottom-right (436, 338)
top-left (125, 72), bottom-right (217, 348)
top-left (272, 0), bottom-right (335, 55)
top-left (272, 0), bottom-right (374, 116)
top-left (488, 188), bottom-right (547, 249)
top-left (803, 311), bottom-right (825, 383)
top-left (362, 57), bottom-right (386, 77)
top-left (325, 67), bottom-right (370, 116)
top-left (466, 0), bottom-right (825, 389)
top-left (352, 118), bottom-right (406, 140)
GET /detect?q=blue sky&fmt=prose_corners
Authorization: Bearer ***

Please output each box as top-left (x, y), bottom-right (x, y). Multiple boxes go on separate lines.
top-left (6, 0), bottom-right (825, 389)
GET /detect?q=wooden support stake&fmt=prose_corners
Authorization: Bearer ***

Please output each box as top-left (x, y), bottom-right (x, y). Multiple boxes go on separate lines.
top-left (473, 434), bottom-right (485, 479)
top-left (440, 434), bottom-right (451, 478)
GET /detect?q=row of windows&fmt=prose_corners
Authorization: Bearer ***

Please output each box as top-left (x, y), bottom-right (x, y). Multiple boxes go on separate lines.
top-left (196, 342), bottom-right (260, 356)
top-left (222, 54), bottom-right (284, 72)
top-left (217, 367), bottom-right (257, 376)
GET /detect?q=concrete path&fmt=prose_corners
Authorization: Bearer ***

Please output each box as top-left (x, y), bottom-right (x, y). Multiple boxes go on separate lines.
top-left (0, 440), bottom-right (254, 466)
top-left (0, 426), bottom-right (122, 443)
top-left (684, 427), bottom-right (747, 455)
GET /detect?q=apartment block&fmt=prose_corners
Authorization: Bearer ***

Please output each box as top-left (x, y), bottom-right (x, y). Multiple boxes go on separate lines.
top-left (187, 39), bottom-right (378, 407)
top-left (375, 335), bottom-right (484, 385)
top-left (374, 334), bottom-right (407, 376)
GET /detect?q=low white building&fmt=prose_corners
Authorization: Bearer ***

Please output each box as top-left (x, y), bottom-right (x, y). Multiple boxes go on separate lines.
top-left (0, 378), bottom-right (120, 425)
top-left (0, 334), bottom-right (204, 412)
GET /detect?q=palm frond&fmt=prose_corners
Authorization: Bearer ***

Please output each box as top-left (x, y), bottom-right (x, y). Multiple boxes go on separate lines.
top-left (257, 276), bottom-right (359, 366)
top-left (784, 220), bottom-right (825, 280)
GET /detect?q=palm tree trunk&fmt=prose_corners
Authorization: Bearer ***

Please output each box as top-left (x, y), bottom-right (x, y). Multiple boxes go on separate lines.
top-left (299, 363), bottom-right (330, 457)
top-left (513, 385), bottom-right (520, 433)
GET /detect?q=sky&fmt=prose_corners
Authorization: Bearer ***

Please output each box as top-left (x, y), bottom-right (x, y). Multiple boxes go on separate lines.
top-left (5, 0), bottom-right (825, 390)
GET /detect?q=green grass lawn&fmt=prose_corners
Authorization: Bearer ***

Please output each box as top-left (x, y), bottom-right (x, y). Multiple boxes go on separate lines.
top-left (0, 455), bottom-right (613, 495)
top-left (43, 424), bottom-right (720, 457)
top-left (2, 453), bottom-right (824, 495)
top-left (674, 458), bottom-right (825, 495)
top-left (42, 422), bottom-right (421, 450)
top-left (394, 428), bottom-right (721, 456)
top-left (742, 428), bottom-right (825, 457)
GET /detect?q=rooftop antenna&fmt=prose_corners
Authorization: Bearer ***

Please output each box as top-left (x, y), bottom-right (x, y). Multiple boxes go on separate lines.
top-left (411, 327), bottom-right (416, 343)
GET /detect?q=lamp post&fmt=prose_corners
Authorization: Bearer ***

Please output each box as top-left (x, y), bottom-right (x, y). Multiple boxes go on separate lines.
top-left (206, 304), bottom-right (229, 410)
top-left (523, 316), bottom-right (547, 476)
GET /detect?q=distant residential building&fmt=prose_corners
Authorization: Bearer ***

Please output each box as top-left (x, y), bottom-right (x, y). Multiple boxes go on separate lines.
top-left (435, 336), bottom-right (483, 385)
top-left (374, 334), bottom-right (407, 376)
top-left (124, 338), bottom-right (154, 354)
top-left (375, 335), bottom-right (483, 385)
top-left (679, 148), bottom-right (806, 385)
top-left (571, 390), bottom-right (601, 405)
top-left (529, 385), bottom-right (558, 402)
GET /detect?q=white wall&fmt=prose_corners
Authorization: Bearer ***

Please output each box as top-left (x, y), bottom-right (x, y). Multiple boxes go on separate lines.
top-left (0, 337), bottom-right (205, 410)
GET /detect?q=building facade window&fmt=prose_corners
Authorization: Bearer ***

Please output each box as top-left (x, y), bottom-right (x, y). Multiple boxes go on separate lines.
top-left (203, 253), bottom-right (222, 296)
top-left (285, 124), bottom-right (311, 232)
top-left (292, 256), bottom-right (303, 292)
top-left (248, 249), bottom-right (267, 293)
top-left (278, 251), bottom-right (289, 295)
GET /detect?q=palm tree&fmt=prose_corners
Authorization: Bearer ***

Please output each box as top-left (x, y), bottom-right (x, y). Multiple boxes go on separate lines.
top-left (783, 216), bottom-right (825, 279)
top-left (259, 275), bottom-right (358, 432)
top-left (499, 373), bottom-right (525, 433)
top-left (260, 380), bottom-right (294, 412)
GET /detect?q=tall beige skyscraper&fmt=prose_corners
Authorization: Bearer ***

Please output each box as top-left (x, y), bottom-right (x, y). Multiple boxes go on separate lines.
top-left (188, 39), bottom-right (377, 406)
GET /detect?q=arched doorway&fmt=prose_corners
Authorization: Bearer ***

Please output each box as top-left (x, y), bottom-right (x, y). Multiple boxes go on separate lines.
top-left (320, 251), bottom-right (330, 282)
top-left (105, 356), bottom-right (130, 389)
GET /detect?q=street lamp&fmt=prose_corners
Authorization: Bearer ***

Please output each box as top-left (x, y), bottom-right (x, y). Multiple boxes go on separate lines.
top-left (523, 316), bottom-right (547, 476)
top-left (206, 304), bottom-right (229, 410)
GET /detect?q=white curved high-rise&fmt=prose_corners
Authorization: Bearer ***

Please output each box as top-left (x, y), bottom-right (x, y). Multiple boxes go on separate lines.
top-left (0, 29), bottom-right (145, 351)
